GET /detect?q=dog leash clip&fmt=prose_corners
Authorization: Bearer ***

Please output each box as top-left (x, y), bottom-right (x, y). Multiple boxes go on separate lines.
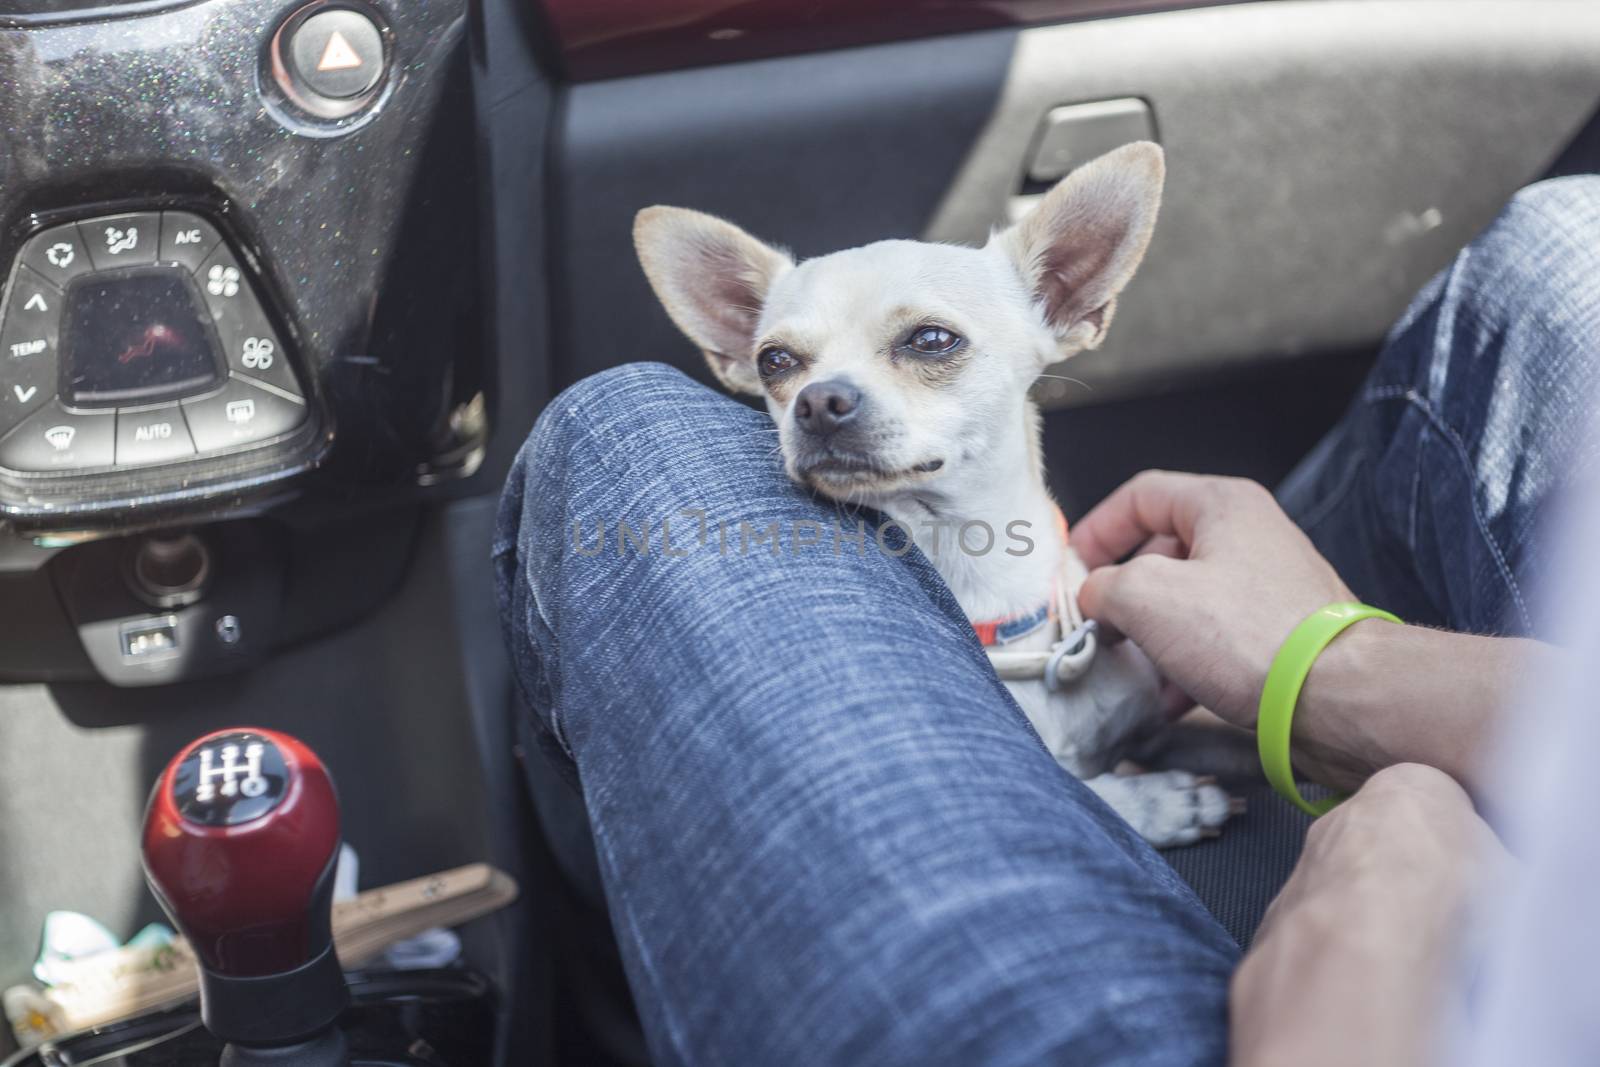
top-left (1044, 620), bottom-right (1098, 691)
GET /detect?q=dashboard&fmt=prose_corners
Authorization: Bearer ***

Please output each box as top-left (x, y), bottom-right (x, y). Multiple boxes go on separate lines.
top-left (0, 0), bottom-right (483, 686)
top-left (0, 0), bottom-right (479, 531)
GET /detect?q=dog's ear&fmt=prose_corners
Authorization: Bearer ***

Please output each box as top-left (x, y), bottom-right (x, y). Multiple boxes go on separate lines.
top-left (634, 206), bottom-right (793, 396)
top-left (995, 141), bottom-right (1164, 356)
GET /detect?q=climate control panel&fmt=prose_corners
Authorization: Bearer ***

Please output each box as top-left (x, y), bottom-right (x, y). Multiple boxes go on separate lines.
top-left (0, 210), bottom-right (307, 475)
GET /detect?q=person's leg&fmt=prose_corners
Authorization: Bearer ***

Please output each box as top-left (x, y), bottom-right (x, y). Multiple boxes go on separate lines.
top-left (1278, 176), bottom-right (1600, 636)
top-left (495, 363), bottom-right (1237, 1067)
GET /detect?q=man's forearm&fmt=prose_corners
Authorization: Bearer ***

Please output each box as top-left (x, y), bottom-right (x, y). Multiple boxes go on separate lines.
top-left (1294, 621), bottom-right (1552, 793)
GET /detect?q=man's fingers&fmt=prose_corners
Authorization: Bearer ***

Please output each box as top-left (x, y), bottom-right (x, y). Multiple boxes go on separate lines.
top-left (1077, 564), bottom-right (1125, 642)
top-left (1071, 470), bottom-right (1215, 569)
top-left (1078, 553), bottom-right (1175, 644)
top-left (1135, 534), bottom-right (1186, 560)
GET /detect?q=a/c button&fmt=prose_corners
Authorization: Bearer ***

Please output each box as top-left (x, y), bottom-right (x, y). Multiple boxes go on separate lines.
top-left (182, 379), bottom-right (306, 453)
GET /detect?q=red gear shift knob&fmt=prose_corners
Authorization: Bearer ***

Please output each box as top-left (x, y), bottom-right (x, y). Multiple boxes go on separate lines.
top-left (142, 728), bottom-right (341, 978)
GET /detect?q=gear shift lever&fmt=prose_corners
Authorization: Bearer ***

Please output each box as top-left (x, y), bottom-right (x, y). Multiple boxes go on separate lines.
top-left (142, 728), bottom-right (350, 1066)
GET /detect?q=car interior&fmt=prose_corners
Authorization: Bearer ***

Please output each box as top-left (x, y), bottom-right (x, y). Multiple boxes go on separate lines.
top-left (2, 0), bottom-right (1598, 1063)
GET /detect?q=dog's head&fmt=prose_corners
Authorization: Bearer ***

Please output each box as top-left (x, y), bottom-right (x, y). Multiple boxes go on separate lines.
top-left (634, 142), bottom-right (1164, 504)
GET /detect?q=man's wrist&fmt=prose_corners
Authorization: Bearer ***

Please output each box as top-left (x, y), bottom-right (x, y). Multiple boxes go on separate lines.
top-left (1290, 619), bottom-right (1405, 790)
top-left (1290, 620), bottom-right (1541, 793)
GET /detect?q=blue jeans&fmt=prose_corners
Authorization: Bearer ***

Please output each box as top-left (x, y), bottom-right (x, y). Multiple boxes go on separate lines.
top-left (493, 177), bottom-right (1600, 1066)
top-left (1280, 177), bottom-right (1600, 635)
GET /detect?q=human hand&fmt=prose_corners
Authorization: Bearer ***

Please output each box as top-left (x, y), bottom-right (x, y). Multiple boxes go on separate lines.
top-left (1074, 470), bottom-right (1355, 731)
top-left (1230, 764), bottom-right (1506, 1067)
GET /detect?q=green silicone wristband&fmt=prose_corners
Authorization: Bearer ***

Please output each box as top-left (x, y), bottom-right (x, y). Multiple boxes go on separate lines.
top-left (1257, 602), bottom-right (1402, 817)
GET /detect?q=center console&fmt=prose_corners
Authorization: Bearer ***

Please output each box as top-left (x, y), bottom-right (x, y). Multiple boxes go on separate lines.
top-left (0, 0), bottom-right (499, 686)
top-left (0, 2), bottom-right (544, 1063)
top-left (0, 0), bottom-right (486, 535)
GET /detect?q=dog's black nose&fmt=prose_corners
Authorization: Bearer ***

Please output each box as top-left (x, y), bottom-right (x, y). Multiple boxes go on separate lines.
top-left (794, 380), bottom-right (862, 435)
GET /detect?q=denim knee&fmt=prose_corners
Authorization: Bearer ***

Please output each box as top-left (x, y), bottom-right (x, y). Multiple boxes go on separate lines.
top-left (499, 361), bottom-right (706, 561)
top-left (496, 367), bottom-right (710, 772)
top-left (1459, 175), bottom-right (1600, 336)
top-left (555, 359), bottom-right (699, 404)
top-left (1500, 174), bottom-right (1600, 240)
top-left (1412, 174), bottom-right (1600, 411)
top-left (517, 361), bottom-right (719, 471)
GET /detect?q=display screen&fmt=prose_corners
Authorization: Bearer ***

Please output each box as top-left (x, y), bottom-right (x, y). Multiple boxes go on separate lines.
top-left (61, 270), bottom-right (221, 406)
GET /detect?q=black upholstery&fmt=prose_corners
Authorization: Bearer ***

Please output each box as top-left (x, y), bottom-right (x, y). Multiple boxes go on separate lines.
top-left (1161, 783), bottom-right (1329, 947)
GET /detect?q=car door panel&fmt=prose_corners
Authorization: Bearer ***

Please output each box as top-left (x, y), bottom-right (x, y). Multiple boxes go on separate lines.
top-left (928, 0), bottom-right (1600, 405)
top-left (549, 0), bottom-right (1600, 410)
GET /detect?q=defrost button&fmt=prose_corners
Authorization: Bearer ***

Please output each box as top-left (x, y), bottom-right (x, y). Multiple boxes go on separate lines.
top-left (182, 378), bottom-right (306, 453)
top-left (0, 403), bottom-right (115, 472)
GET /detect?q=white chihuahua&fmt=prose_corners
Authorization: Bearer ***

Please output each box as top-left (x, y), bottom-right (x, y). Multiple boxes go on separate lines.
top-left (634, 142), bottom-right (1235, 846)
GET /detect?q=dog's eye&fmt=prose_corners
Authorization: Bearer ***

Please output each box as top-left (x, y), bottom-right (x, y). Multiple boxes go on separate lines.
top-left (757, 346), bottom-right (799, 378)
top-left (906, 326), bottom-right (962, 356)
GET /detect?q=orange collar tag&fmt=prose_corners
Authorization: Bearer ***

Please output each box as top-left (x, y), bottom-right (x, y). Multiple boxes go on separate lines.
top-left (971, 505), bottom-right (1069, 647)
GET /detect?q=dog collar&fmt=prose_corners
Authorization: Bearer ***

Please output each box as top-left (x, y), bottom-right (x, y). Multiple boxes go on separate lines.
top-left (971, 507), bottom-right (1069, 648)
top-left (973, 601), bottom-right (1052, 647)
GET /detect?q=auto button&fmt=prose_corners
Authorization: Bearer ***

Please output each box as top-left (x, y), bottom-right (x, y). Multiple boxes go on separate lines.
top-left (0, 402), bottom-right (115, 472)
top-left (182, 378), bottom-right (306, 453)
top-left (116, 404), bottom-right (197, 466)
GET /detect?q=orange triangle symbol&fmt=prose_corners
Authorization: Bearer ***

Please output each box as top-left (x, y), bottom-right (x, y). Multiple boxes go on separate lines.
top-left (316, 30), bottom-right (364, 72)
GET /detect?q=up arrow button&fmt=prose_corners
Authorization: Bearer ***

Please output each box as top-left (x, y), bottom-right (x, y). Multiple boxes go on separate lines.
top-left (7, 266), bottom-right (62, 325)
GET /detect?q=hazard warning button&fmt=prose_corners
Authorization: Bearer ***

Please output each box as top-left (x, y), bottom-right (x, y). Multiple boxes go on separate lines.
top-left (284, 6), bottom-right (385, 103)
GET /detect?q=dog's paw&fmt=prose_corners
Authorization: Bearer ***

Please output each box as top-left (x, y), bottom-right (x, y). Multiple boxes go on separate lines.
top-left (1084, 770), bottom-right (1242, 849)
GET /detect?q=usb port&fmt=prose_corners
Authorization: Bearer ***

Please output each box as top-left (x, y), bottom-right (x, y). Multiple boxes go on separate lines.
top-left (121, 617), bottom-right (179, 659)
